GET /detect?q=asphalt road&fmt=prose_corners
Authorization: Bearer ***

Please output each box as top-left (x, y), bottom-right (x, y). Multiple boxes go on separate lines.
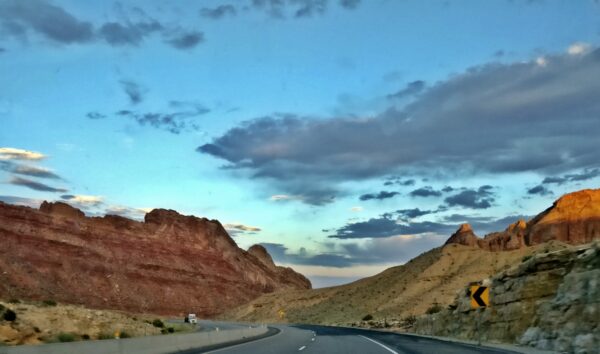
top-left (184, 323), bottom-right (519, 354)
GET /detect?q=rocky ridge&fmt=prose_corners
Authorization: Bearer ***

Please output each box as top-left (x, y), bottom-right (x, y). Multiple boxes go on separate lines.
top-left (0, 201), bottom-right (310, 317)
top-left (445, 189), bottom-right (600, 251)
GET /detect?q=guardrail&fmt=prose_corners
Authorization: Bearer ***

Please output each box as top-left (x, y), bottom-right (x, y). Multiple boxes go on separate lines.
top-left (0, 326), bottom-right (267, 354)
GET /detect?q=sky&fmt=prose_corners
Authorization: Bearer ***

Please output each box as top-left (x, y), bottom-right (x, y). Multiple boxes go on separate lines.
top-left (1, 0), bottom-right (599, 288)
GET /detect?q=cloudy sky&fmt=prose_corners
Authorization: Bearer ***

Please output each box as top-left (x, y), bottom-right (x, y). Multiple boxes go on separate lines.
top-left (1, 0), bottom-right (599, 288)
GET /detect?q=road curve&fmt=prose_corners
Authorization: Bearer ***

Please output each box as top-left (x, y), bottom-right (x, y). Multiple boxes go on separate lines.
top-left (182, 323), bottom-right (519, 354)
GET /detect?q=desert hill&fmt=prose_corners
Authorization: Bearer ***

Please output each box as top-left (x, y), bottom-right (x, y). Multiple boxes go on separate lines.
top-left (224, 189), bottom-right (600, 325)
top-left (0, 201), bottom-right (310, 317)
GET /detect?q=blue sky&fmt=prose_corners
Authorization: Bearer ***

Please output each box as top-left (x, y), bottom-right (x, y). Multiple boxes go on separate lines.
top-left (1, 0), bottom-right (599, 288)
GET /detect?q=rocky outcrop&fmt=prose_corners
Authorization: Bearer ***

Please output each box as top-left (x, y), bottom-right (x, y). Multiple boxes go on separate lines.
top-left (444, 189), bottom-right (600, 251)
top-left (410, 242), bottom-right (600, 353)
top-left (0, 202), bottom-right (310, 317)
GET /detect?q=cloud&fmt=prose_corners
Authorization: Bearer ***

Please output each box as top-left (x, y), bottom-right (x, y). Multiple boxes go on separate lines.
top-left (2, 163), bottom-right (61, 179)
top-left (350, 206), bottom-right (363, 212)
top-left (120, 80), bottom-right (146, 105)
top-left (0, 0), bottom-right (94, 44)
top-left (409, 186), bottom-right (442, 198)
top-left (164, 30), bottom-right (204, 50)
top-left (0, 48), bottom-right (6, 53)
top-left (9, 176), bottom-right (67, 193)
top-left (104, 205), bottom-right (149, 220)
top-left (542, 168), bottom-right (600, 185)
top-left (393, 208), bottom-right (437, 220)
top-left (99, 20), bottom-right (162, 46)
top-left (339, 0), bottom-right (361, 9)
top-left (86, 112), bottom-right (107, 120)
top-left (383, 177), bottom-right (415, 187)
top-left (387, 80), bottom-right (426, 99)
top-left (270, 194), bottom-right (303, 202)
top-left (200, 5), bottom-right (236, 19)
top-left (0, 195), bottom-right (43, 208)
top-left (199, 48), bottom-right (600, 203)
top-left (117, 101), bottom-right (210, 134)
top-left (444, 185), bottom-right (495, 209)
top-left (527, 185), bottom-right (553, 196)
top-left (359, 190), bottom-right (399, 201)
top-left (60, 194), bottom-right (104, 207)
top-left (225, 223), bottom-right (262, 236)
top-left (568, 42), bottom-right (590, 55)
top-left (0, 147), bottom-right (45, 160)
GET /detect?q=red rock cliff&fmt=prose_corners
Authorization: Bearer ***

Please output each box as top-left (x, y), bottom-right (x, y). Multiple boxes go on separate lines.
top-left (444, 189), bottom-right (600, 250)
top-left (0, 202), bottom-right (311, 316)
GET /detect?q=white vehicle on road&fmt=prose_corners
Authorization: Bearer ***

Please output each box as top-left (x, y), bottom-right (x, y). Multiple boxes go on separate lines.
top-left (186, 313), bottom-right (197, 324)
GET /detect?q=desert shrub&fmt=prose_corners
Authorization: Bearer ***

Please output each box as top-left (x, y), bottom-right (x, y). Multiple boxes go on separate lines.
top-left (57, 333), bottom-right (75, 342)
top-left (42, 300), bottom-right (57, 307)
top-left (33, 326), bottom-right (41, 333)
top-left (401, 315), bottom-right (417, 327)
top-left (119, 331), bottom-right (131, 338)
top-left (0, 304), bottom-right (4, 312)
top-left (152, 319), bottom-right (164, 328)
top-left (7, 299), bottom-right (20, 304)
top-left (82, 334), bottom-right (90, 340)
top-left (425, 303), bottom-right (443, 315)
top-left (522, 255), bottom-right (533, 262)
top-left (167, 327), bottom-right (174, 333)
top-left (3, 309), bottom-right (16, 321)
top-left (160, 329), bottom-right (168, 335)
top-left (98, 333), bottom-right (113, 340)
top-left (362, 314), bottom-right (373, 321)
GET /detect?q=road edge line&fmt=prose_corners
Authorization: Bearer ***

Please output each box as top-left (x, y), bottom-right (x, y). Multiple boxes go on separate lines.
top-left (358, 335), bottom-right (399, 354)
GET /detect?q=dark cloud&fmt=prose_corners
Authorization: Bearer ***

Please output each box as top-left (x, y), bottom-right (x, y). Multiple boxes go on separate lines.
top-left (409, 186), bottom-right (442, 198)
top-left (441, 186), bottom-right (455, 192)
top-left (9, 176), bottom-right (67, 193)
top-left (117, 101), bottom-right (210, 134)
top-left (164, 30), bottom-right (204, 50)
top-left (339, 0), bottom-right (361, 9)
top-left (294, 0), bottom-right (327, 18)
top-left (0, 161), bottom-right (60, 179)
top-left (444, 185), bottom-right (495, 209)
top-left (441, 213), bottom-right (533, 235)
top-left (387, 80), bottom-right (426, 99)
top-left (0, 0), bottom-right (93, 44)
top-left (98, 20), bottom-right (162, 46)
top-left (198, 49), bottom-right (600, 203)
top-left (261, 242), bottom-right (356, 267)
top-left (393, 208), bottom-right (436, 220)
top-left (383, 177), bottom-right (415, 187)
top-left (86, 112), bottom-right (107, 120)
top-left (200, 5), bottom-right (237, 19)
top-left (527, 185), bottom-right (553, 196)
top-left (359, 190), bottom-right (399, 201)
top-left (542, 168), bottom-right (600, 185)
top-left (119, 80), bottom-right (146, 105)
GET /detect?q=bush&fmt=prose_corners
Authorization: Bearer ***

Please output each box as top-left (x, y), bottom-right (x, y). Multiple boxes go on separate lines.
top-left (0, 304), bottom-right (4, 312)
top-left (98, 333), bottom-right (113, 340)
top-left (3, 309), bottom-right (16, 321)
top-left (57, 333), bottom-right (75, 343)
top-left (160, 329), bottom-right (168, 335)
top-left (42, 300), bottom-right (57, 307)
top-left (362, 314), bottom-right (373, 321)
top-left (119, 331), bottom-right (131, 339)
top-left (82, 334), bottom-right (90, 340)
top-left (167, 327), bottom-right (174, 333)
top-left (522, 255), bottom-right (533, 262)
top-left (152, 319), bottom-right (164, 328)
top-left (7, 299), bottom-right (20, 304)
top-left (401, 315), bottom-right (417, 327)
top-left (425, 303), bottom-right (443, 315)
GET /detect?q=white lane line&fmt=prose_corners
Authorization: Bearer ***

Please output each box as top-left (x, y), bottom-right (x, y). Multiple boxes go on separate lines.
top-left (311, 338), bottom-right (315, 341)
top-left (298, 345), bottom-right (306, 351)
top-left (204, 328), bottom-right (284, 353)
top-left (359, 335), bottom-right (399, 354)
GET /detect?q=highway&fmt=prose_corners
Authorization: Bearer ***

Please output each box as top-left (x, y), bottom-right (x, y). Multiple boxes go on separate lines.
top-left (183, 323), bottom-right (519, 354)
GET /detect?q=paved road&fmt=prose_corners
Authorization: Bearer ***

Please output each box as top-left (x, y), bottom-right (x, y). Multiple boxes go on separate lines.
top-left (185, 324), bottom-right (519, 354)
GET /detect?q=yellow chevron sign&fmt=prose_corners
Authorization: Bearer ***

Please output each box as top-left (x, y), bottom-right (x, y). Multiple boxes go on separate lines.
top-left (470, 285), bottom-right (490, 308)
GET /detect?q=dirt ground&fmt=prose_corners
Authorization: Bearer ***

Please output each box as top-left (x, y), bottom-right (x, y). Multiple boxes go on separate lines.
top-left (0, 300), bottom-right (165, 346)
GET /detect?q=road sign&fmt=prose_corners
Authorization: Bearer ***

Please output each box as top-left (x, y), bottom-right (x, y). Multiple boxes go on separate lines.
top-left (278, 308), bottom-right (285, 319)
top-left (470, 285), bottom-right (489, 308)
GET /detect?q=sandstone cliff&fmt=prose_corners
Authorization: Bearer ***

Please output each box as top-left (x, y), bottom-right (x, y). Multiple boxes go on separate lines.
top-left (445, 189), bottom-right (600, 251)
top-left (0, 202), bottom-right (310, 317)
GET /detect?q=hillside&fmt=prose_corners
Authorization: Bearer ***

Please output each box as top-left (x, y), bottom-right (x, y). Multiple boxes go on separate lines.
top-left (0, 201), bottom-right (310, 317)
top-left (224, 189), bottom-right (600, 325)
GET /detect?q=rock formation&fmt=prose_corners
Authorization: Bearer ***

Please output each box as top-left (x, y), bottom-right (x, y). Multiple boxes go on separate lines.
top-left (0, 202), bottom-right (310, 316)
top-left (445, 189), bottom-right (600, 251)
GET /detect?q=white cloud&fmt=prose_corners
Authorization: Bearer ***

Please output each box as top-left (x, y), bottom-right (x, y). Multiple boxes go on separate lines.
top-left (350, 206), bottom-right (363, 212)
top-left (65, 194), bottom-right (104, 206)
top-left (0, 147), bottom-right (45, 160)
top-left (535, 56), bottom-right (547, 67)
top-left (269, 194), bottom-right (304, 201)
top-left (225, 223), bottom-right (262, 233)
top-left (567, 42), bottom-right (590, 55)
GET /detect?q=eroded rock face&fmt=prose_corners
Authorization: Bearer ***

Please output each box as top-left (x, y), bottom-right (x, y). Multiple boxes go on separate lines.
top-left (0, 202), bottom-right (310, 316)
top-left (444, 189), bottom-right (600, 251)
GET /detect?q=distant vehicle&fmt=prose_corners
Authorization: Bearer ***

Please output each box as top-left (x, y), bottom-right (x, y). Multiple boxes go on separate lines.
top-left (185, 313), bottom-right (197, 324)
